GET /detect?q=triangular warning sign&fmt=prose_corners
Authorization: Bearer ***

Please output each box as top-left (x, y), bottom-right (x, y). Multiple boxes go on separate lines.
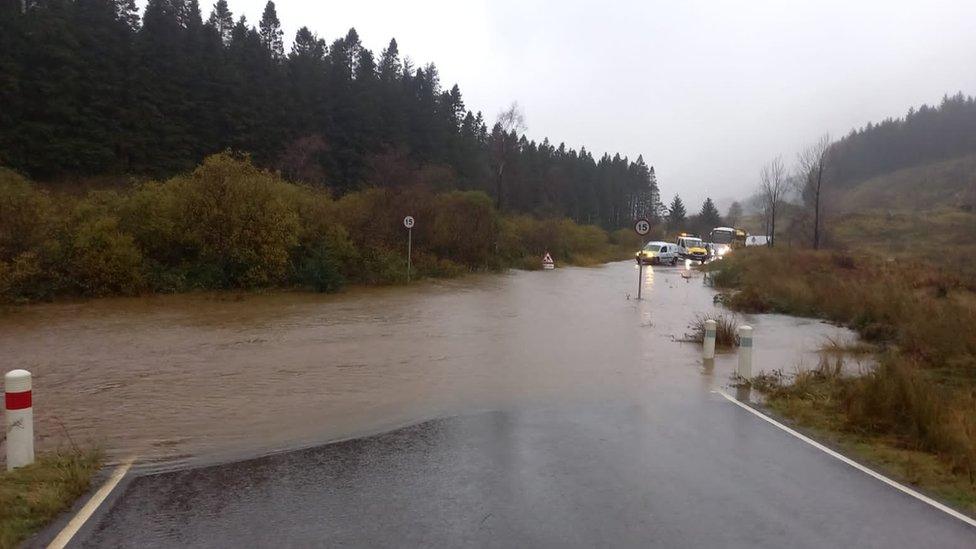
top-left (542, 252), bottom-right (554, 267)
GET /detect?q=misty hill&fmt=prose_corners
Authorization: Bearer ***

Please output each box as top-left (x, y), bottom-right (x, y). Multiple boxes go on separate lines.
top-left (0, 0), bottom-right (660, 228)
top-left (833, 153), bottom-right (976, 212)
top-left (827, 93), bottom-right (976, 203)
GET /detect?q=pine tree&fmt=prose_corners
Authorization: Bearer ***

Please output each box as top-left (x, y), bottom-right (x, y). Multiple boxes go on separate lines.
top-left (258, 1), bottom-right (283, 60)
top-left (378, 38), bottom-right (400, 82)
top-left (668, 195), bottom-right (687, 230)
top-left (206, 0), bottom-right (232, 44)
top-left (0, 3), bottom-right (667, 227)
top-left (291, 26), bottom-right (324, 59)
top-left (698, 197), bottom-right (722, 230)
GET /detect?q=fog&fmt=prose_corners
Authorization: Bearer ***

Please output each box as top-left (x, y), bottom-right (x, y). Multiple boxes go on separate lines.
top-left (179, 0), bottom-right (976, 209)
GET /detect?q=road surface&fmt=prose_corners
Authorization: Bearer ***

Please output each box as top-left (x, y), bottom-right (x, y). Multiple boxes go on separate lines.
top-left (78, 401), bottom-right (976, 548)
top-left (12, 262), bottom-right (973, 547)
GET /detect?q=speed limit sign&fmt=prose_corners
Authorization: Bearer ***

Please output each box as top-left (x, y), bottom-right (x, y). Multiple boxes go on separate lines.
top-left (634, 219), bottom-right (650, 236)
top-left (403, 216), bottom-right (415, 229)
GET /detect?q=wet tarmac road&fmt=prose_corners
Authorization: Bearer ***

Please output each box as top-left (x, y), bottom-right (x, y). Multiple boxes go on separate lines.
top-left (80, 403), bottom-right (976, 548)
top-left (10, 261), bottom-right (968, 546)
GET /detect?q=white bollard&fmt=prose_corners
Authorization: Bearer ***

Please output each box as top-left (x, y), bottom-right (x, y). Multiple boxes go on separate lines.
top-left (737, 326), bottom-right (753, 380)
top-left (5, 369), bottom-right (34, 471)
top-left (703, 319), bottom-right (716, 360)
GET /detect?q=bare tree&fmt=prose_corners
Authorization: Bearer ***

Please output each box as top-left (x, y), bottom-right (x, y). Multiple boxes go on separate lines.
top-left (725, 201), bottom-right (743, 227)
top-left (796, 133), bottom-right (831, 249)
top-left (491, 102), bottom-right (526, 210)
top-left (759, 156), bottom-right (787, 247)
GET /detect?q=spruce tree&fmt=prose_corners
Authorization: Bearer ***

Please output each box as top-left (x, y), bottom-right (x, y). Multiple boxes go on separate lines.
top-left (258, 1), bottom-right (283, 60)
top-left (668, 195), bottom-right (687, 230)
top-left (698, 197), bottom-right (722, 230)
top-left (378, 38), bottom-right (400, 82)
top-left (206, 0), bottom-right (232, 44)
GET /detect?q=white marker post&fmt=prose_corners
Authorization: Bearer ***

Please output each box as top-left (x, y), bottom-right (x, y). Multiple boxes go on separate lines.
top-left (403, 215), bottom-right (415, 282)
top-left (5, 369), bottom-right (34, 471)
top-left (738, 325), bottom-right (753, 380)
top-left (703, 319), bottom-right (716, 360)
top-left (633, 219), bottom-right (651, 300)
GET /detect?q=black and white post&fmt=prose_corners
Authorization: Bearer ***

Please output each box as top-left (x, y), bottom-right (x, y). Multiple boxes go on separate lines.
top-left (633, 219), bottom-right (650, 300)
top-left (403, 215), bottom-right (415, 282)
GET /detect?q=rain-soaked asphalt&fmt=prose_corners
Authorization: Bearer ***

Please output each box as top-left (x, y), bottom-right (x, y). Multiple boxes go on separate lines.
top-left (7, 261), bottom-right (974, 547)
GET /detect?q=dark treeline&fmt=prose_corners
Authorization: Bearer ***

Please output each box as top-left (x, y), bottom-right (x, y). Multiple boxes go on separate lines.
top-left (0, 0), bottom-right (660, 228)
top-left (829, 92), bottom-right (976, 187)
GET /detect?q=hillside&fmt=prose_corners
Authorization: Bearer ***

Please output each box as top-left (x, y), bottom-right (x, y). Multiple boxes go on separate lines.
top-left (833, 153), bottom-right (976, 213)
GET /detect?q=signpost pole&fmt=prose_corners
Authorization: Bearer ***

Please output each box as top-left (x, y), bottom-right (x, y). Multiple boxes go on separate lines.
top-left (637, 262), bottom-right (644, 300)
top-left (633, 218), bottom-right (650, 301)
top-left (403, 215), bottom-right (415, 283)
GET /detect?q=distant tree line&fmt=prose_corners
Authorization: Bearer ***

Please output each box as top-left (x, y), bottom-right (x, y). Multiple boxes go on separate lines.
top-left (829, 93), bottom-right (976, 188)
top-left (659, 194), bottom-right (724, 237)
top-left (0, 0), bottom-right (660, 229)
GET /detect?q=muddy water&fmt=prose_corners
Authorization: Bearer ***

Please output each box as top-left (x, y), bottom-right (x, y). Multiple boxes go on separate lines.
top-left (0, 261), bottom-right (859, 472)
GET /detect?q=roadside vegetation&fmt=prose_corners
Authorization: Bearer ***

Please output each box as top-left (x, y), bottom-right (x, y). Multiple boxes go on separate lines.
top-left (0, 449), bottom-right (102, 548)
top-left (709, 247), bottom-right (976, 512)
top-left (685, 313), bottom-right (740, 348)
top-left (0, 153), bottom-right (638, 304)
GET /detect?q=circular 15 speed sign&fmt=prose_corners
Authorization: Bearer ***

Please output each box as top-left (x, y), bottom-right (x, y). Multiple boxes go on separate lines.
top-left (633, 218), bottom-right (650, 236)
top-left (403, 215), bottom-right (415, 229)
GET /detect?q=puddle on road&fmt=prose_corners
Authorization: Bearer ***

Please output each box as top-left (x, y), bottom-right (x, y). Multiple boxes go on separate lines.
top-left (0, 261), bottom-right (861, 471)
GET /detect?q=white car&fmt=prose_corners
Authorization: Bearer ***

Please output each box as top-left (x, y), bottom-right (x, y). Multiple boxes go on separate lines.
top-left (636, 241), bottom-right (679, 265)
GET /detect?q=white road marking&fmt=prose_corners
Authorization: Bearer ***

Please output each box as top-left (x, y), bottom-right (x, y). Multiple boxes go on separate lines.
top-left (47, 457), bottom-right (135, 549)
top-left (715, 389), bottom-right (976, 528)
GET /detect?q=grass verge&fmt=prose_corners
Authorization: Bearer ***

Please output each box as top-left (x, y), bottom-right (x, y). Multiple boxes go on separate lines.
top-left (709, 247), bottom-right (976, 513)
top-left (750, 365), bottom-right (976, 514)
top-left (0, 450), bottom-right (102, 549)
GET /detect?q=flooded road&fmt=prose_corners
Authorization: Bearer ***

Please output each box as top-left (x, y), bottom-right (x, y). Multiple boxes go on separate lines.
top-left (0, 261), bottom-right (855, 471)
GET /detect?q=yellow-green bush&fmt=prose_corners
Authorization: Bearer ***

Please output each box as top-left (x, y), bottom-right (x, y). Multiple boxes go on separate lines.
top-left (0, 153), bottom-right (631, 302)
top-left (67, 214), bottom-right (143, 296)
top-left (0, 168), bottom-right (55, 260)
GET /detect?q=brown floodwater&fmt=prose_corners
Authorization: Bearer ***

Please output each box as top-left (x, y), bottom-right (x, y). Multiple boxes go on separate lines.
top-left (0, 261), bottom-right (862, 472)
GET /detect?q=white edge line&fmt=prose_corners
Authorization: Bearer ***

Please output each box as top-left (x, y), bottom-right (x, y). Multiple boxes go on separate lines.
top-left (47, 457), bottom-right (135, 549)
top-left (715, 388), bottom-right (976, 529)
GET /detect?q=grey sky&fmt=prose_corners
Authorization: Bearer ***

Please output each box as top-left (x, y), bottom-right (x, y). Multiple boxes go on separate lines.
top-left (193, 0), bottom-right (976, 210)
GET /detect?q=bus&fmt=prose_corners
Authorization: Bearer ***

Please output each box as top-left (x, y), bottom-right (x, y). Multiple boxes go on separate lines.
top-left (708, 227), bottom-right (747, 257)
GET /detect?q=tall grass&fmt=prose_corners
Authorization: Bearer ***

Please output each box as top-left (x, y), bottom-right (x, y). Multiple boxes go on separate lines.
top-left (0, 153), bottom-right (632, 303)
top-left (685, 313), bottom-right (740, 347)
top-left (709, 247), bottom-right (976, 480)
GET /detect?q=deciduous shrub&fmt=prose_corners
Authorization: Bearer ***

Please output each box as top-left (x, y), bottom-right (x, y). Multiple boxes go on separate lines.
top-left (0, 153), bottom-right (632, 302)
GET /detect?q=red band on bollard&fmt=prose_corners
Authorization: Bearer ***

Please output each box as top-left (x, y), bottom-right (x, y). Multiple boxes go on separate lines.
top-left (5, 391), bottom-right (31, 410)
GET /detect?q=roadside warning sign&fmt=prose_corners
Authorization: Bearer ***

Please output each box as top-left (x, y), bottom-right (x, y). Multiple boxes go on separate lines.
top-left (542, 252), bottom-right (555, 270)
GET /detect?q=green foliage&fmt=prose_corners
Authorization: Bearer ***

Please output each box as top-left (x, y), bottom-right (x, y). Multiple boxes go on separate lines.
top-left (67, 212), bottom-right (143, 296)
top-left (0, 449), bottom-right (102, 549)
top-left (167, 154), bottom-right (301, 287)
top-left (0, 154), bottom-right (631, 303)
top-left (0, 0), bottom-right (662, 229)
top-left (697, 197), bottom-right (722, 230)
top-left (667, 195), bottom-right (686, 230)
top-left (296, 241), bottom-right (344, 293)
